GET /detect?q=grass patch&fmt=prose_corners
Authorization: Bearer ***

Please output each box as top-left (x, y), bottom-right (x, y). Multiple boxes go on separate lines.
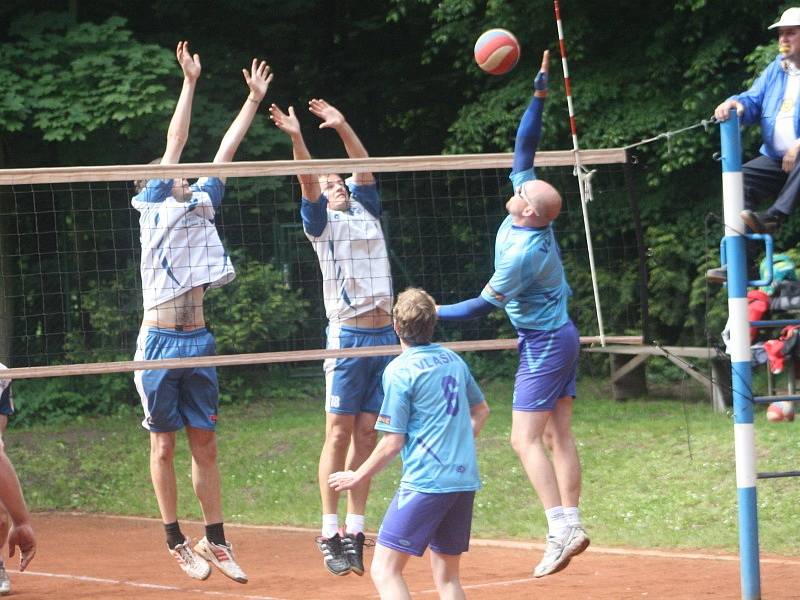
top-left (7, 373), bottom-right (798, 555)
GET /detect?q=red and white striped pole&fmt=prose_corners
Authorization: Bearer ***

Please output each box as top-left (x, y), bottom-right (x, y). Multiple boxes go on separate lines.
top-left (554, 0), bottom-right (606, 345)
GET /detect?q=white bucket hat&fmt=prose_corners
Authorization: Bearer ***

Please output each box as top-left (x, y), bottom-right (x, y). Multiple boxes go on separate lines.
top-left (769, 7), bottom-right (800, 29)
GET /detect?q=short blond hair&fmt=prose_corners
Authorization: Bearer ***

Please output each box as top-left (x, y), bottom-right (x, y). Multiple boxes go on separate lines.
top-left (393, 287), bottom-right (437, 345)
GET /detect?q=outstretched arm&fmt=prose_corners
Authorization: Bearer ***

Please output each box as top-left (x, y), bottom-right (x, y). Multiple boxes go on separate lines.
top-left (510, 50), bottom-right (549, 181)
top-left (309, 99), bottom-right (374, 185)
top-left (269, 104), bottom-right (321, 201)
top-left (162, 41), bottom-right (201, 165)
top-left (327, 432), bottom-right (405, 492)
top-left (0, 445), bottom-right (35, 571)
top-left (213, 59), bottom-right (273, 183)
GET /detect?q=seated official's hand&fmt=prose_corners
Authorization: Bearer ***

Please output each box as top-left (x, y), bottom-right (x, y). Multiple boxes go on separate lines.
top-left (783, 143), bottom-right (800, 173)
top-left (714, 99), bottom-right (743, 121)
top-left (328, 470), bottom-right (359, 492)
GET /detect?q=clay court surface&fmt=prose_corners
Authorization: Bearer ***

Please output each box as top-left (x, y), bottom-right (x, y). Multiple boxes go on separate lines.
top-left (6, 512), bottom-right (799, 599)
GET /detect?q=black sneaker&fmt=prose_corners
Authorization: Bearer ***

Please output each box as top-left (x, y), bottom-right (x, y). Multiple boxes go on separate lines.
top-left (316, 533), bottom-right (351, 576)
top-left (740, 209), bottom-right (783, 234)
top-left (342, 532), bottom-right (374, 576)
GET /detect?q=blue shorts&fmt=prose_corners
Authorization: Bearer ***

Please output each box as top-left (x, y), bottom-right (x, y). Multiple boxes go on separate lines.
top-left (0, 382), bottom-right (13, 417)
top-left (513, 320), bottom-right (579, 412)
top-left (378, 488), bottom-right (475, 557)
top-left (324, 324), bottom-right (397, 415)
top-left (134, 327), bottom-right (219, 432)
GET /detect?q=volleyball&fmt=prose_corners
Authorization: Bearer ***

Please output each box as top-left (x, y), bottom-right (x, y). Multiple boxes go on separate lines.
top-left (474, 28), bottom-right (520, 75)
top-left (766, 401), bottom-right (796, 422)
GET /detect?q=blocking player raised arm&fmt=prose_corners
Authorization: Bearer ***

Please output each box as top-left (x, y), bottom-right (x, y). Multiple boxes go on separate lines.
top-left (162, 41), bottom-right (201, 166)
top-left (268, 104), bottom-right (321, 201)
top-left (212, 59), bottom-right (273, 183)
top-left (308, 98), bottom-right (375, 185)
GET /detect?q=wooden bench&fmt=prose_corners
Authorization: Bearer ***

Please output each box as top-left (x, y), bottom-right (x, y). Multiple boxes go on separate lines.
top-left (584, 344), bottom-right (731, 412)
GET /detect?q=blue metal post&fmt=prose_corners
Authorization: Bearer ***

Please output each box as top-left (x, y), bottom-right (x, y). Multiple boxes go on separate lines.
top-left (720, 113), bottom-right (761, 599)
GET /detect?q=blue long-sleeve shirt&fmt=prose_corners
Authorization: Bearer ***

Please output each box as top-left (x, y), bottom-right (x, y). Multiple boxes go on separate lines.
top-left (733, 55), bottom-right (800, 160)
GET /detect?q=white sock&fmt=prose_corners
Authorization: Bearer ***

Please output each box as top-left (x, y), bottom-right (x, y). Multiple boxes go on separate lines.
top-left (563, 506), bottom-right (582, 528)
top-left (321, 514), bottom-right (339, 538)
top-left (545, 506), bottom-right (569, 537)
top-left (345, 513), bottom-right (365, 535)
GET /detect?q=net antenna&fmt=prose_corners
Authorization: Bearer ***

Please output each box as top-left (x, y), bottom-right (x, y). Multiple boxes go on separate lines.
top-left (554, 0), bottom-right (606, 346)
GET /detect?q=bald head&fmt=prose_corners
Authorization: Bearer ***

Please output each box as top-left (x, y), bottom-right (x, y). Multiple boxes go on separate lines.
top-left (520, 179), bottom-right (562, 224)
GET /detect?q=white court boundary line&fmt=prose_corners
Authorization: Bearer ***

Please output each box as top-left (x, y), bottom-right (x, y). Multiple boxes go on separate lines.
top-left (58, 512), bottom-right (800, 567)
top-left (12, 569), bottom-right (287, 600)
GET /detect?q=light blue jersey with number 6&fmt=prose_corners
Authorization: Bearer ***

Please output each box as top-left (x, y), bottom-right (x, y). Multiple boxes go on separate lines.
top-left (377, 343), bottom-right (485, 493)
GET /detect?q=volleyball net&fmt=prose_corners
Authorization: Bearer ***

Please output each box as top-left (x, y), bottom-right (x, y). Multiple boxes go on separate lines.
top-left (0, 148), bottom-right (642, 380)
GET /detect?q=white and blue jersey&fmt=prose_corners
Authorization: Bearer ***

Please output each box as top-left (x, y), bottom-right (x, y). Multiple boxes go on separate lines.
top-left (132, 177), bottom-right (235, 310)
top-left (481, 215), bottom-right (571, 331)
top-left (377, 343), bottom-right (484, 494)
top-left (301, 180), bottom-right (393, 324)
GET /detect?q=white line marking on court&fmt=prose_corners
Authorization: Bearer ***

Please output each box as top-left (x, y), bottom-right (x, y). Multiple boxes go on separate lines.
top-left (14, 569), bottom-right (288, 600)
top-left (55, 512), bottom-right (800, 566)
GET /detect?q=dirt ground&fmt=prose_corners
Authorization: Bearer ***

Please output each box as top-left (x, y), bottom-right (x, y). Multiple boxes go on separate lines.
top-left (5, 512), bottom-right (799, 599)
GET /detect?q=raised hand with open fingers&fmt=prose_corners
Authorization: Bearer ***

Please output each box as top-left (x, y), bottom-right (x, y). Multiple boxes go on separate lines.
top-left (243, 59), bottom-right (273, 103)
top-left (176, 40), bottom-right (201, 82)
top-left (308, 98), bottom-right (345, 129)
top-left (269, 104), bottom-right (301, 137)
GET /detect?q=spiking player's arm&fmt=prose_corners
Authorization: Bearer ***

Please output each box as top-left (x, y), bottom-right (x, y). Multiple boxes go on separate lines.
top-left (510, 49), bottom-right (549, 185)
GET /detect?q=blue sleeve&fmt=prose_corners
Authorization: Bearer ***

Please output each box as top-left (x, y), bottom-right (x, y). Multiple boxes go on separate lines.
top-left (376, 364), bottom-right (411, 434)
top-left (300, 196), bottom-right (329, 237)
top-left (437, 296), bottom-right (496, 321)
top-left (734, 58), bottom-right (778, 126)
top-left (132, 179), bottom-right (172, 205)
top-left (190, 177), bottom-right (225, 209)
top-left (510, 95), bottom-right (545, 186)
top-left (350, 182), bottom-right (381, 218)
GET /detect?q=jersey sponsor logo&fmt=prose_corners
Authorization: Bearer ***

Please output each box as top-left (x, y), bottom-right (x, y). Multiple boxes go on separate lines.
top-left (483, 284), bottom-right (505, 303)
top-left (377, 413), bottom-right (392, 425)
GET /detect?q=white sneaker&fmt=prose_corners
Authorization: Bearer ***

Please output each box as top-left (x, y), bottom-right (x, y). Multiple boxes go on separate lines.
top-left (533, 532), bottom-right (571, 578)
top-left (194, 536), bottom-right (248, 583)
top-left (169, 538), bottom-right (211, 581)
top-left (563, 525), bottom-right (590, 558)
top-left (0, 563), bottom-right (10, 595)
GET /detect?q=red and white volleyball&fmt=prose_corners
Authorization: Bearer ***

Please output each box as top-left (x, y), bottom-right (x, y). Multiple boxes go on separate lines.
top-left (766, 400), bottom-right (796, 422)
top-left (474, 28), bottom-right (520, 75)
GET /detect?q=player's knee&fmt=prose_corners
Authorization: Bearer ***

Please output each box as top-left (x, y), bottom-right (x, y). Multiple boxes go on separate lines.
top-left (190, 437), bottom-right (218, 465)
top-left (325, 423), bottom-right (352, 450)
top-left (352, 427), bottom-right (378, 454)
top-left (150, 436), bottom-right (176, 463)
top-left (370, 555), bottom-right (393, 585)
